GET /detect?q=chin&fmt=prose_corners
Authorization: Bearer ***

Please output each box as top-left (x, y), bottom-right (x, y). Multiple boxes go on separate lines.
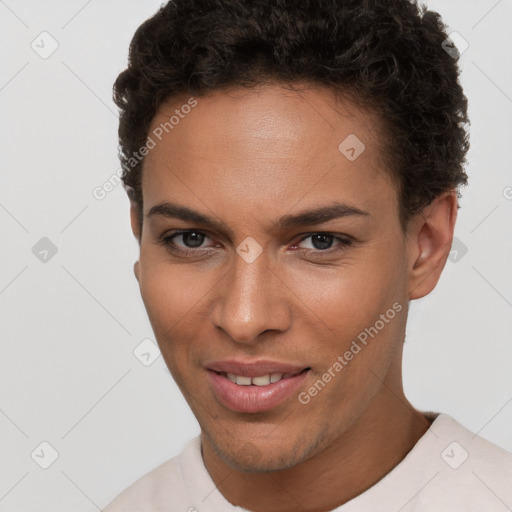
top-left (222, 449), bottom-right (304, 473)
top-left (210, 430), bottom-right (324, 473)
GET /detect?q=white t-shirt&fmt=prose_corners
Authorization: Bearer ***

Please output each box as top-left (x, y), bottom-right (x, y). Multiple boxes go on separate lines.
top-left (104, 412), bottom-right (512, 511)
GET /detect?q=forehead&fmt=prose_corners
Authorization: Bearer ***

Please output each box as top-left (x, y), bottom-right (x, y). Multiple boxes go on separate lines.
top-left (141, 84), bottom-right (398, 225)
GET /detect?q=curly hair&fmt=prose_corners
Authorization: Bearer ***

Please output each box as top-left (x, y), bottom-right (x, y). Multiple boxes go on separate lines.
top-left (113, 0), bottom-right (469, 234)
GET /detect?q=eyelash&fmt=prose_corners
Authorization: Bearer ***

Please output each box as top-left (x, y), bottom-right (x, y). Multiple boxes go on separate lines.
top-left (158, 230), bottom-right (353, 257)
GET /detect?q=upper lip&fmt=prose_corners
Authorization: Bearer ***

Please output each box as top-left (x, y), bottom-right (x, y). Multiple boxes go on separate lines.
top-left (205, 359), bottom-right (309, 378)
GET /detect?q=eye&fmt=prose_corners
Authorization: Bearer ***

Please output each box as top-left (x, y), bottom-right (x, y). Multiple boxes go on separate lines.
top-left (159, 230), bottom-right (352, 258)
top-left (293, 233), bottom-right (352, 252)
top-left (159, 230), bottom-right (218, 254)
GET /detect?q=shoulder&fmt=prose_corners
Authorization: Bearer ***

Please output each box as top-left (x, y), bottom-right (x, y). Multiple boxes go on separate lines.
top-left (417, 413), bottom-right (512, 509)
top-left (432, 413), bottom-right (512, 470)
top-left (103, 437), bottom-right (200, 512)
top-left (346, 412), bottom-right (512, 511)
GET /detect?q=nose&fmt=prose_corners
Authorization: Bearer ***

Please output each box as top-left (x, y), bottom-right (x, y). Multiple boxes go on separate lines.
top-left (210, 253), bottom-right (291, 344)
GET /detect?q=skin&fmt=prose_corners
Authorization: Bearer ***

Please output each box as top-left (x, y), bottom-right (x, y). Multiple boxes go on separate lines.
top-left (129, 83), bottom-right (458, 511)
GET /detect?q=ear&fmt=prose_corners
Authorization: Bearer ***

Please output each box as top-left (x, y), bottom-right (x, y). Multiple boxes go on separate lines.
top-left (127, 186), bottom-right (143, 245)
top-left (130, 201), bottom-right (141, 242)
top-left (127, 188), bottom-right (141, 283)
top-left (406, 191), bottom-right (459, 300)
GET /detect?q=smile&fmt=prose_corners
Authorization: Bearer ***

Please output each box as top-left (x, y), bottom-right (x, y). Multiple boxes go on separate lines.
top-left (220, 370), bottom-right (304, 386)
top-left (205, 362), bottom-right (311, 413)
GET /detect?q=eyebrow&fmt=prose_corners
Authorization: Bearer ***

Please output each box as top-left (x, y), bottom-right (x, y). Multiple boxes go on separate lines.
top-left (147, 201), bottom-right (370, 236)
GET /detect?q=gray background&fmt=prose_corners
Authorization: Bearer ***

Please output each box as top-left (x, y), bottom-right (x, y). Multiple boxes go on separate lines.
top-left (0, 0), bottom-right (511, 510)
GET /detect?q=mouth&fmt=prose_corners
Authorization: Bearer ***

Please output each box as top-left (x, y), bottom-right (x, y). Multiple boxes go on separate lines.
top-left (213, 368), bottom-right (310, 386)
top-left (205, 360), bottom-right (311, 413)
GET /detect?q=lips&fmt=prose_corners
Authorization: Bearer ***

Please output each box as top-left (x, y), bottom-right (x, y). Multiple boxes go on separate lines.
top-left (206, 359), bottom-right (309, 378)
top-left (205, 359), bottom-right (311, 413)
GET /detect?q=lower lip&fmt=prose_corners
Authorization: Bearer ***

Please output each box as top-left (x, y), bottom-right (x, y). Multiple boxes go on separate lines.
top-left (206, 369), bottom-right (310, 413)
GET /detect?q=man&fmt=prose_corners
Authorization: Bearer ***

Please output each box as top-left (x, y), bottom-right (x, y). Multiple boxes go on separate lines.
top-left (104, 0), bottom-right (512, 510)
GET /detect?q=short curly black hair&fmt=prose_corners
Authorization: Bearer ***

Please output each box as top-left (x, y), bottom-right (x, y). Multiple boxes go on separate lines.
top-left (113, 0), bottom-right (469, 234)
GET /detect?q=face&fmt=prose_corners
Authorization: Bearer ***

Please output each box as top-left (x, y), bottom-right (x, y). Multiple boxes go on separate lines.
top-left (132, 83), bottom-right (415, 472)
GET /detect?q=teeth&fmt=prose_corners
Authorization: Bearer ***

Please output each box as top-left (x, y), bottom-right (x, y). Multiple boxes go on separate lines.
top-left (252, 375), bottom-right (271, 386)
top-left (225, 372), bottom-right (285, 386)
top-left (270, 372), bottom-right (283, 383)
top-left (235, 375), bottom-right (252, 386)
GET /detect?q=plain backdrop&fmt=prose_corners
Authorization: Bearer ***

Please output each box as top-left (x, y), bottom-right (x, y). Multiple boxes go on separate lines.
top-left (0, 1), bottom-right (511, 510)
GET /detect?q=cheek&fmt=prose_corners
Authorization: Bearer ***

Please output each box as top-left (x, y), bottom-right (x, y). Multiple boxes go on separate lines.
top-left (137, 259), bottom-right (213, 350)
top-left (302, 279), bottom-right (406, 423)
top-left (294, 254), bottom-right (407, 404)
top-left (290, 252), bottom-right (403, 338)
top-left (140, 236), bottom-right (214, 307)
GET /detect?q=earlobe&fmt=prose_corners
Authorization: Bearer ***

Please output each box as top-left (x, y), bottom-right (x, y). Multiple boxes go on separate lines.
top-left (407, 191), bottom-right (458, 300)
top-left (134, 260), bottom-right (140, 282)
